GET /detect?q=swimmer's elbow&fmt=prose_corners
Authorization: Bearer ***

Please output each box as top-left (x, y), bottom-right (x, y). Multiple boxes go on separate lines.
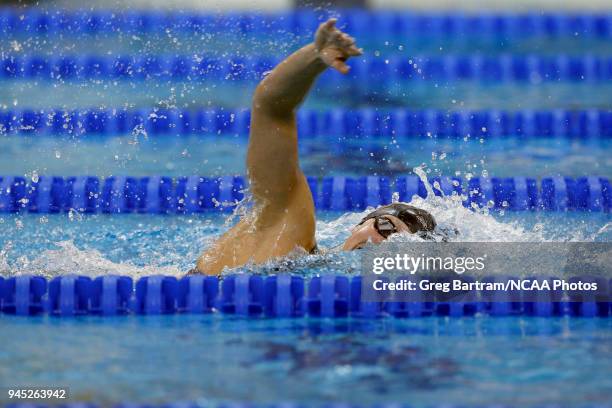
top-left (253, 82), bottom-right (293, 118)
top-left (253, 81), bottom-right (270, 102)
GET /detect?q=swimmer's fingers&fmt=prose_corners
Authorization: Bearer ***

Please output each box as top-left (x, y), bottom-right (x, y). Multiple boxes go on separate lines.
top-left (335, 33), bottom-right (362, 57)
top-left (321, 18), bottom-right (337, 32)
top-left (321, 45), bottom-right (357, 74)
top-left (320, 47), bottom-right (350, 74)
top-left (336, 43), bottom-right (362, 58)
top-left (316, 18), bottom-right (337, 42)
top-left (346, 45), bottom-right (363, 57)
top-left (330, 58), bottom-right (350, 74)
top-left (316, 18), bottom-right (361, 70)
top-left (315, 18), bottom-right (339, 51)
top-left (338, 33), bottom-right (354, 47)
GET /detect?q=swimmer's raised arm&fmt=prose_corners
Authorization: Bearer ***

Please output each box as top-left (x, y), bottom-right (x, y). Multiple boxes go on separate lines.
top-left (194, 19), bottom-right (361, 275)
top-left (252, 18), bottom-right (361, 117)
top-left (195, 21), bottom-right (438, 275)
top-left (247, 18), bottom-right (362, 206)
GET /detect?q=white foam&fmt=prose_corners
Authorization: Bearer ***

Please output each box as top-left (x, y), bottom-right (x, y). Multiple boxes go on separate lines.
top-left (0, 243), bottom-right (12, 275)
top-left (8, 241), bottom-right (183, 279)
top-left (317, 170), bottom-right (544, 246)
top-left (0, 172), bottom-right (592, 278)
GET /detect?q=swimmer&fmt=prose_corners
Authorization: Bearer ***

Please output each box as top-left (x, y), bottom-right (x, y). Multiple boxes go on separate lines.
top-left (191, 18), bottom-right (438, 275)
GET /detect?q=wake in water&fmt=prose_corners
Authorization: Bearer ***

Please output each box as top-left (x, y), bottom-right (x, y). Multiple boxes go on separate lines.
top-left (317, 167), bottom-right (545, 248)
top-left (0, 171), bottom-right (607, 278)
top-left (0, 241), bottom-right (183, 279)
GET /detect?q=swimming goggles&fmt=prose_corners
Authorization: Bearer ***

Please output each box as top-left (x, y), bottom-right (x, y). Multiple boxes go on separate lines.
top-left (371, 216), bottom-right (398, 238)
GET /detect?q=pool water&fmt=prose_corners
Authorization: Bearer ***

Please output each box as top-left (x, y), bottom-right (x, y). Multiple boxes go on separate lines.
top-left (1, 6), bottom-right (611, 407)
top-left (1, 198), bottom-right (610, 279)
top-left (1, 315), bottom-right (610, 406)
top-left (0, 136), bottom-right (610, 178)
top-left (3, 11), bottom-right (612, 57)
top-left (2, 80), bottom-right (612, 111)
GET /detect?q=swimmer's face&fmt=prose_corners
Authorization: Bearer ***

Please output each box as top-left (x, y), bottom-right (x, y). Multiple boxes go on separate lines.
top-left (342, 214), bottom-right (412, 250)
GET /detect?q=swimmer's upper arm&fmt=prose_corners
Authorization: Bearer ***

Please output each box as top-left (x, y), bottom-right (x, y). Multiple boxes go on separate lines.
top-left (246, 45), bottom-right (325, 207)
top-left (193, 20), bottom-right (361, 274)
top-left (245, 21), bottom-right (361, 208)
top-left (247, 98), bottom-right (299, 205)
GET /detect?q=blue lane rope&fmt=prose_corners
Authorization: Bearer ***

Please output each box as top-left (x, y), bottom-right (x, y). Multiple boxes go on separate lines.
top-left (0, 175), bottom-right (609, 214)
top-left (0, 274), bottom-right (610, 317)
top-left (1, 108), bottom-right (611, 138)
top-left (2, 54), bottom-right (611, 82)
top-left (1, 9), bottom-right (610, 39)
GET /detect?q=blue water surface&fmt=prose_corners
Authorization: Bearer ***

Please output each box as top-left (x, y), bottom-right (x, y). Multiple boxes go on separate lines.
top-left (2, 80), bottom-right (611, 110)
top-left (0, 210), bottom-right (609, 277)
top-left (2, 14), bottom-right (612, 56)
top-left (0, 136), bottom-right (610, 178)
top-left (0, 315), bottom-right (610, 406)
top-left (1, 6), bottom-right (611, 407)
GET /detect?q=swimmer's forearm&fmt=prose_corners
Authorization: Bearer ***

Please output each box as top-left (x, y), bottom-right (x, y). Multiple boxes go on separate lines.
top-left (253, 43), bottom-right (326, 117)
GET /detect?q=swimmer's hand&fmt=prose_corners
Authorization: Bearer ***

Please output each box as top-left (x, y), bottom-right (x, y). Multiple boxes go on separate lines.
top-left (314, 18), bottom-right (363, 74)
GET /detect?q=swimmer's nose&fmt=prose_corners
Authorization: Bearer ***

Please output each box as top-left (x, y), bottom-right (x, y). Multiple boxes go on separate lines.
top-left (342, 220), bottom-right (385, 250)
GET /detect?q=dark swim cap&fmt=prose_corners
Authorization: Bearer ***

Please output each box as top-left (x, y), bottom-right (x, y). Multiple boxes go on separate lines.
top-left (359, 203), bottom-right (437, 235)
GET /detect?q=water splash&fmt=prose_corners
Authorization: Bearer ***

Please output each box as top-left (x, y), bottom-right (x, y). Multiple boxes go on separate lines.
top-left (8, 241), bottom-right (182, 279)
top-left (231, 189), bottom-right (546, 278)
top-left (0, 242), bottom-right (12, 275)
top-left (317, 169), bottom-right (543, 247)
top-left (591, 222), bottom-right (612, 241)
top-left (0, 171), bottom-right (601, 279)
